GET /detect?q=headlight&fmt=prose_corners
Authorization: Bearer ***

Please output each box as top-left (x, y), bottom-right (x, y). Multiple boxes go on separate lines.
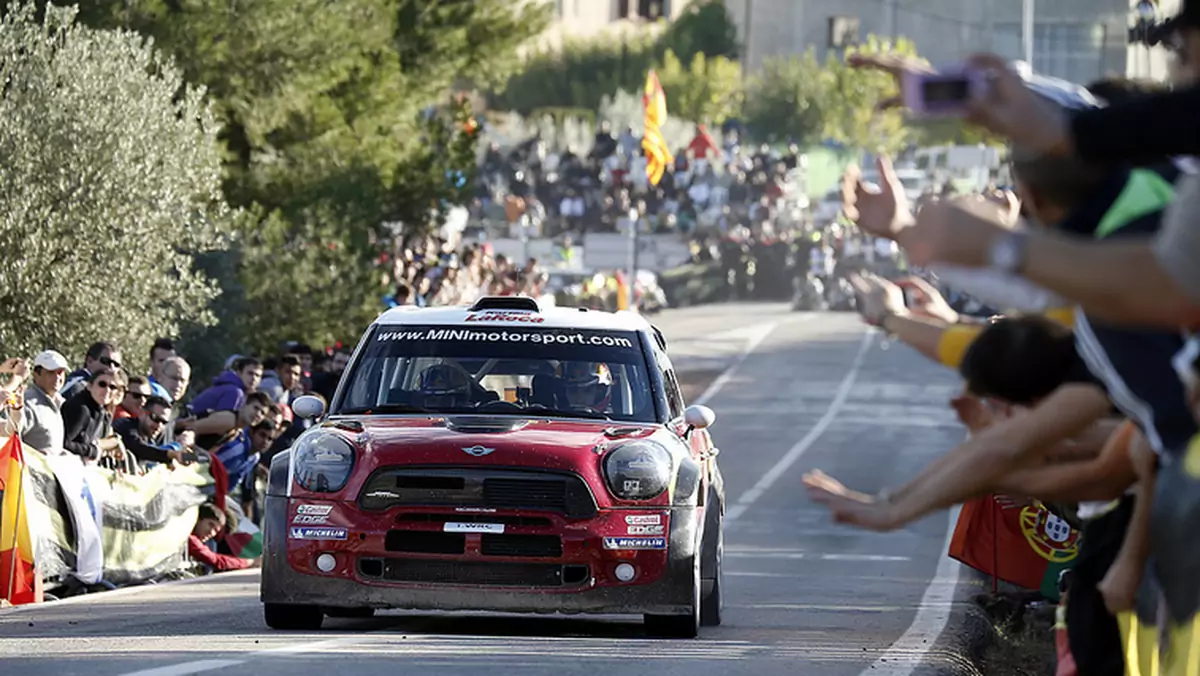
top-left (604, 441), bottom-right (672, 500)
top-left (293, 433), bottom-right (356, 493)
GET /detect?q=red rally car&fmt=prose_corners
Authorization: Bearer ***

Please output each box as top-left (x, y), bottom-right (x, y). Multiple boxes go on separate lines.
top-left (261, 296), bottom-right (726, 638)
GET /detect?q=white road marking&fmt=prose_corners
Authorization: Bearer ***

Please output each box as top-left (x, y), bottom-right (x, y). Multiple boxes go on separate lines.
top-left (692, 321), bottom-right (781, 407)
top-left (114, 636), bottom-right (368, 676)
top-left (856, 507), bottom-right (964, 676)
top-left (726, 330), bottom-right (875, 522)
top-left (725, 551), bottom-right (911, 562)
top-left (118, 660), bottom-right (247, 676)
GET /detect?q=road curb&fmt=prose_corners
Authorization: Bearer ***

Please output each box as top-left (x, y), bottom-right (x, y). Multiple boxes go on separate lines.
top-left (919, 567), bottom-right (997, 676)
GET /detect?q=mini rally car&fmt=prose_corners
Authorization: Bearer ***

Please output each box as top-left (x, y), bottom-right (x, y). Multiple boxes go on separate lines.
top-left (260, 296), bottom-right (726, 638)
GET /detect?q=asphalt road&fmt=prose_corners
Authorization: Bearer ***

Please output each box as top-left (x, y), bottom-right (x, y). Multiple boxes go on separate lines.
top-left (0, 304), bottom-right (971, 676)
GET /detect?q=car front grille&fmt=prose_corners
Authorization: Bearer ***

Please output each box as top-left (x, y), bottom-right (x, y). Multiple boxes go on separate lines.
top-left (362, 558), bottom-right (590, 587)
top-left (480, 534), bottom-right (563, 558)
top-left (359, 467), bottom-right (598, 518)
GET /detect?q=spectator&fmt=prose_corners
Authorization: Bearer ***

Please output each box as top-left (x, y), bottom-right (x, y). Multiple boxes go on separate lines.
top-left (259, 355), bottom-right (304, 407)
top-left (60, 367), bottom-right (125, 463)
top-left (20, 350), bottom-right (69, 454)
top-left (114, 395), bottom-right (183, 466)
top-left (115, 375), bottom-right (152, 421)
top-left (187, 503), bottom-right (256, 572)
top-left (186, 357), bottom-right (262, 449)
top-left (209, 390), bottom-right (271, 490)
top-left (61, 341), bottom-right (122, 400)
top-left (146, 337), bottom-right (175, 401)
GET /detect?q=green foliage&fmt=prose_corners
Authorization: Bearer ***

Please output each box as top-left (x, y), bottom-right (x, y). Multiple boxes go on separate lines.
top-left (660, 0), bottom-right (739, 63)
top-left (909, 117), bottom-right (1005, 147)
top-left (821, 36), bottom-right (920, 155)
top-left (0, 2), bottom-right (231, 370)
top-left (742, 50), bottom-right (828, 144)
top-left (657, 49), bottom-right (742, 125)
top-left (15, 0), bottom-right (545, 369)
top-left (497, 32), bottom-right (658, 115)
top-left (496, 0), bottom-right (741, 115)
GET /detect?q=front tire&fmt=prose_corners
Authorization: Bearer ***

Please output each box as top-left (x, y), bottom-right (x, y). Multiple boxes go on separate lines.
top-left (264, 602), bottom-right (324, 630)
top-left (700, 525), bottom-right (724, 627)
top-left (644, 554), bottom-right (701, 638)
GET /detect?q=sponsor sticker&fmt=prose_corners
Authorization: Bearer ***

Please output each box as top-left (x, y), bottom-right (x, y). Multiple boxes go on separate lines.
top-left (366, 490), bottom-right (400, 499)
top-left (296, 504), bottom-right (333, 516)
top-left (465, 312), bottom-right (545, 324)
top-left (444, 522), bottom-right (505, 534)
top-left (603, 537), bottom-right (667, 550)
top-left (624, 514), bottom-right (662, 526)
top-left (289, 527), bottom-right (348, 541)
top-left (627, 524), bottom-right (665, 535)
top-left (292, 514), bottom-right (330, 525)
top-left (455, 507), bottom-right (498, 514)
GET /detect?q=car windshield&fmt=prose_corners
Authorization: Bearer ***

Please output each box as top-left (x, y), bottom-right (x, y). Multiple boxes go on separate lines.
top-left (335, 324), bottom-right (658, 423)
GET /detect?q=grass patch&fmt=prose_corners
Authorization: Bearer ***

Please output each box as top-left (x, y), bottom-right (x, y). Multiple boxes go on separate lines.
top-left (974, 591), bottom-right (1057, 676)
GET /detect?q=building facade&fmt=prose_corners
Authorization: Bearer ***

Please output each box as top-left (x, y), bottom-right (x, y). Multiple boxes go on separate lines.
top-left (724, 0), bottom-right (1180, 84)
top-left (535, 0), bottom-right (696, 50)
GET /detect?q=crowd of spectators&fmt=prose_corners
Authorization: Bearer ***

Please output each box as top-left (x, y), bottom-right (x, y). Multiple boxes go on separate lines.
top-left (802, 4), bottom-right (1200, 672)
top-left (470, 122), bottom-right (811, 242)
top-left (0, 336), bottom-right (359, 585)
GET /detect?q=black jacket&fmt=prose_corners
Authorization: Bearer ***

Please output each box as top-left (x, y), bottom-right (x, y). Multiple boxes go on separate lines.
top-left (1072, 85), bottom-right (1200, 164)
top-left (113, 417), bottom-right (173, 464)
top-left (61, 389), bottom-right (107, 461)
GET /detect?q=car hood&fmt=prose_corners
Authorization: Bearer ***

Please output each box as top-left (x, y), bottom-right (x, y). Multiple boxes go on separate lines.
top-left (338, 415), bottom-right (664, 475)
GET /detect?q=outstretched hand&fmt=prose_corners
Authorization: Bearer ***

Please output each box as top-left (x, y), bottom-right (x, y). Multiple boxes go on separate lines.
top-left (802, 469), bottom-right (902, 532)
top-left (895, 276), bottom-right (959, 324)
top-left (847, 272), bottom-right (907, 326)
top-left (842, 155), bottom-right (915, 241)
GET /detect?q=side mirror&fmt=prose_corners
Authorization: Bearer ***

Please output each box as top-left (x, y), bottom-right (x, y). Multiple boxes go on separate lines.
top-left (291, 395), bottom-right (326, 420)
top-left (682, 404), bottom-right (716, 438)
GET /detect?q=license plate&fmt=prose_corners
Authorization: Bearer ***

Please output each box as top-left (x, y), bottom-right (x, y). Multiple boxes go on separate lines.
top-left (443, 522), bottom-right (505, 534)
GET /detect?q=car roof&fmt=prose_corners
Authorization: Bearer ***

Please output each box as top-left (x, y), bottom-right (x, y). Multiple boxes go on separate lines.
top-left (375, 302), bottom-right (653, 333)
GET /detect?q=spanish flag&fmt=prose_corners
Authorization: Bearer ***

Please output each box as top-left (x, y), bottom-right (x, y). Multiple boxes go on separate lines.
top-left (0, 435), bottom-right (38, 605)
top-left (642, 70), bottom-right (674, 187)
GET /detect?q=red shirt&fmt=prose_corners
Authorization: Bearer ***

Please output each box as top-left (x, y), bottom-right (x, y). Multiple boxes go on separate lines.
top-left (187, 534), bottom-right (253, 571)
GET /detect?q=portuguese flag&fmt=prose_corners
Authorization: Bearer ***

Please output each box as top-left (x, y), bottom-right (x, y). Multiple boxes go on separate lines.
top-left (948, 495), bottom-right (1080, 601)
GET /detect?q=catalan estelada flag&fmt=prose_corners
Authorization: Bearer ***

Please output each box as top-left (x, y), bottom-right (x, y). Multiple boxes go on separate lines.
top-left (1, 435), bottom-right (39, 605)
top-left (642, 70), bottom-right (674, 187)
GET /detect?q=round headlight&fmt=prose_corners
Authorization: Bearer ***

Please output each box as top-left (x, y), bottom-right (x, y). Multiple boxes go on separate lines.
top-left (293, 433), bottom-right (356, 493)
top-left (603, 441), bottom-right (672, 500)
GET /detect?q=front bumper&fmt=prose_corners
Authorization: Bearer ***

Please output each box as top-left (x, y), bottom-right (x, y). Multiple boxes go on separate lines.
top-left (260, 496), bottom-right (702, 616)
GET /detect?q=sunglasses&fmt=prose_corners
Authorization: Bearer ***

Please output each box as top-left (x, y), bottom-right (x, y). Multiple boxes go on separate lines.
top-left (147, 413), bottom-right (170, 425)
top-left (93, 380), bottom-right (115, 390)
top-left (99, 356), bottom-right (122, 370)
top-left (128, 391), bottom-right (150, 401)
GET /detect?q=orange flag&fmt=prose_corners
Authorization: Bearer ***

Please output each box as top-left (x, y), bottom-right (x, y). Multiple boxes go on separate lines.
top-left (1, 435), bottom-right (38, 605)
top-left (642, 70), bottom-right (674, 187)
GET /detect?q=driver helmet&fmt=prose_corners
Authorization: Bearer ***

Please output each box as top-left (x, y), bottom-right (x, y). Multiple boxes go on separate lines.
top-left (560, 362), bottom-right (613, 410)
top-left (418, 363), bottom-right (471, 409)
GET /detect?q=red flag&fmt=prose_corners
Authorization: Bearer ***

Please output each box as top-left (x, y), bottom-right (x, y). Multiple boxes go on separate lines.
top-left (209, 454), bottom-right (228, 511)
top-left (1, 435), bottom-right (39, 605)
top-left (948, 495), bottom-right (1080, 600)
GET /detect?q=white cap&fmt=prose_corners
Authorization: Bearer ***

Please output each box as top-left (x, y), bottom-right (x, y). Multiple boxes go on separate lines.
top-left (33, 350), bottom-right (69, 371)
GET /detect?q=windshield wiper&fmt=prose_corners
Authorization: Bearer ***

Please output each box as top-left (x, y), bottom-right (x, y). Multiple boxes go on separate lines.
top-left (339, 403), bottom-right (430, 415)
top-left (529, 409), bottom-right (612, 421)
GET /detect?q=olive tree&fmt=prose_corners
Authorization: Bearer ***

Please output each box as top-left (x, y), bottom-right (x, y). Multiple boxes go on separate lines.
top-left (0, 3), bottom-right (230, 369)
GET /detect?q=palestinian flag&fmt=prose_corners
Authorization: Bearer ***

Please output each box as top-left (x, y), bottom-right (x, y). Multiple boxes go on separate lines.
top-left (948, 495), bottom-right (1080, 601)
top-left (220, 500), bottom-right (262, 560)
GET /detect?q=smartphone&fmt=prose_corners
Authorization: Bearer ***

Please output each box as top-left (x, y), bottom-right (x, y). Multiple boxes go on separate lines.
top-left (902, 68), bottom-right (987, 118)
